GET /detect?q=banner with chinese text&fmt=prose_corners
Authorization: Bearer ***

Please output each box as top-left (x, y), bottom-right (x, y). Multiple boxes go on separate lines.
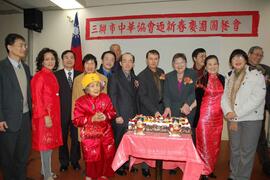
top-left (85, 11), bottom-right (259, 40)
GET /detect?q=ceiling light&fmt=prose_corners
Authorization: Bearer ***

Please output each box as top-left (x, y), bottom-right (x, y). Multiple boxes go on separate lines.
top-left (49, 0), bottom-right (84, 9)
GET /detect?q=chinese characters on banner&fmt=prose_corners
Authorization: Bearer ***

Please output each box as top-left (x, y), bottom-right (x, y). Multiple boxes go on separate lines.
top-left (85, 11), bottom-right (259, 40)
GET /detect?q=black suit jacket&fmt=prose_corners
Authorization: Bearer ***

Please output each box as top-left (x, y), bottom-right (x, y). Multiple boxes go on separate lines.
top-left (108, 70), bottom-right (138, 123)
top-left (164, 69), bottom-right (197, 126)
top-left (260, 64), bottom-right (270, 110)
top-left (54, 69), bottom-right (81, 122)
top-left (108, 69), bottom-right (138, 146)
top-left (137, 67), bottom-right (165, 116)
top-left (97, 64), bottom-right (113, 79)
top-left (0, 58), bottom-right (32, 132)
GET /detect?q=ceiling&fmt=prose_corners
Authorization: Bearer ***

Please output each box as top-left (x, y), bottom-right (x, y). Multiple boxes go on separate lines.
top-left (0, 0), bottom-right (183, 14)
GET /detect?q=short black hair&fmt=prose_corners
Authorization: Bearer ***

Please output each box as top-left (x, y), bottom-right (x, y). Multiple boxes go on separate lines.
top-left (101, 51), bottom-right (116, 60)
top-left (5, 33), bottom-right (25, 53)
top-left (205, 55), bottom-right (219, 65)
top-left (229, 49), bottom-right (248, 65)
top-left (36, 48), bottom-right (59, 72)
top-left (119, 52), bottom-right (135, 63)
top-left (192, 48), bottom-right (206, 61)
top-left (146, 49), bottom-right (160, 59)
top-left (61, 50), bottom-right (76, 60)
top-left (82, 53), bottom-right (97, 67)
top-left (172, 53), bottom-right (187, 64)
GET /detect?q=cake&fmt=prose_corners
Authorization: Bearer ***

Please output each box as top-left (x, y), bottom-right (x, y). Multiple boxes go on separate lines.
top-left (128, 114), bottom-right (191, 134)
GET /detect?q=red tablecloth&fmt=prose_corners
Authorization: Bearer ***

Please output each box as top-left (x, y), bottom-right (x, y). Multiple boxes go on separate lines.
top-left (112, 131), bottom-right (204, 180)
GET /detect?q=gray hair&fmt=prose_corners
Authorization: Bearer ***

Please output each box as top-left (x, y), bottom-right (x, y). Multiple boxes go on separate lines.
top-left (110, 44), bottom-right (121, 51)
top-left (248, 46), bottom-right (263, 54)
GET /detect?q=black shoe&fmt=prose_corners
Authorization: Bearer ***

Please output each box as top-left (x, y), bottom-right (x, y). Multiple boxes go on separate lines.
top-left (169, 169), bottom-right (177, 175)
top-left (208, 172), bottom-right (217, 178)
top-left (142, 169), bottom-right (151, 178)
top-left (72, 162), bottom-right (81, 170)
top-left (60, 165), bottom-right (68, 172)
top-left (116, 169), bottom-right (127, 176)
top-left (122, 165), bottom-right (128, 170)
top-left (26, 177), bottom-right (34, 180)
top-left (131, 166), bottom-right (138, 173)
top-left (200, 175), bottom-right (208, 180)
top-left (263, 162), bottom-right (270, 176)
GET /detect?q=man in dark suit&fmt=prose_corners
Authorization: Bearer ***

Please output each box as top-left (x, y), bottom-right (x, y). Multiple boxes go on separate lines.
top-left (0, 33), bottom-right (32, 180)
top-left (55, 50), bottom-right (81, 172)
top-left (192, 48), bottom-right (206, 79)
top-left (108, 52), bottom-right (138, 176)
top-left (97, 51), bottom-right (116, 78)
top-left (138, 49), bottom-right (165, 118)
top-left (248, 46), bottom-right (270, 176)
top-left (137, 49), bottom-right (165, 177)
top-left (110, 44), bottom-right (122, 72)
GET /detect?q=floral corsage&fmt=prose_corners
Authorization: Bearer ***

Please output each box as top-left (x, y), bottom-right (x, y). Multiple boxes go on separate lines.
top-left (159, 73), bottom-right (165, 80)
top-left (183, 77), bottom-right (193, 85)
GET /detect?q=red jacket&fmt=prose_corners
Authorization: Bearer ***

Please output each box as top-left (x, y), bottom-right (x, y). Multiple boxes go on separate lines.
top-left (31, 67), bottom-right (63, 151)
top-left (73, 93), bottom-right (116, 162)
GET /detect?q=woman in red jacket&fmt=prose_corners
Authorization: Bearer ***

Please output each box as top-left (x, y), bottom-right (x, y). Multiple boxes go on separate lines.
top-left (73, 73), bottom-right (116, 180)
top-left (31, 48), bottom-right (62, 180)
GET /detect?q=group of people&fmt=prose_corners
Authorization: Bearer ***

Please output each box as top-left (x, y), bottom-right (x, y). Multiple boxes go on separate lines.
top-left (0, 33), bottom-right (269, 180)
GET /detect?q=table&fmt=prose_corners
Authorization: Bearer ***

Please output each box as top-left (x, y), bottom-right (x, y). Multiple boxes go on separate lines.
top-left (111, 131), bottom-right (204, 180)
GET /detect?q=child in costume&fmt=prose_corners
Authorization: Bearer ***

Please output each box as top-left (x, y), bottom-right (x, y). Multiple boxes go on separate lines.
top-left (73, 73), bottom-right (116, 180)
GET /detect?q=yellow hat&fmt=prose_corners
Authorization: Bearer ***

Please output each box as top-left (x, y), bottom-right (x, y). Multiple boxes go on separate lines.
top-left (81, 73), bottom-right (101, 89)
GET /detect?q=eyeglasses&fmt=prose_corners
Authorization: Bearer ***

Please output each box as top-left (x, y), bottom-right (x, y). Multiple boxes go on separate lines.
top-left (252, 53), bottom-right (263, 58)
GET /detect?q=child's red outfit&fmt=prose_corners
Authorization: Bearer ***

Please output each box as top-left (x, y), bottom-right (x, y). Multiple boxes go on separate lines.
top-left (73, 93), bottom-right (116, 178)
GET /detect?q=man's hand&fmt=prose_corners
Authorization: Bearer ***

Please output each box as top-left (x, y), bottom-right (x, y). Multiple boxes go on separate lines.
top-left (154, 112), bottom-right (162, 118)
top-left (0, 121), bottom-right (8, 132)
top-left (115, 117), bottom-right (124, 124)
top-left (44, 116), bottom-right (52, 128)
top-left (163, 108), bottom-right (171, 118)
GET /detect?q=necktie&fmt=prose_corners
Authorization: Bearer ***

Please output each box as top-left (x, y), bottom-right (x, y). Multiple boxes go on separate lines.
top-left (17, 64), bottom-right (21, 69)
top-left (127, 74), bottom-right (131, 82)
top-left (67, 71), bottom-right (72, 88)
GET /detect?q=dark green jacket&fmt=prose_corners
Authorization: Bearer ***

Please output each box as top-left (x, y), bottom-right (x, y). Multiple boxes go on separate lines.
top-left (164, 68), bottom-right (197, 127)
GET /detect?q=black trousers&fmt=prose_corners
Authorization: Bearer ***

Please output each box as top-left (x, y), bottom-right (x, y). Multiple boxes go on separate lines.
top-left (257, 110), bottom-right (270, 166)
top-left (112, 122), bottom-right (128, 148)
top-left (59, 118), bottom-right (81, 166)
top-left (0, 112), bottom-right (31, 180)
top-left (112, 121), bottom-right (129, 171)
top-left (191, 127), bottom-right (196, 146)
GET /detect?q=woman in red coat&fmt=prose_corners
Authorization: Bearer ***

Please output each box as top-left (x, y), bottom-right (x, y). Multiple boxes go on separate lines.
top-left (31, 48), bottom-right (62, 180)
top-left (73, 73), bottom-right (116, 180)
top-left (195, 55), bottom-right (224, 180)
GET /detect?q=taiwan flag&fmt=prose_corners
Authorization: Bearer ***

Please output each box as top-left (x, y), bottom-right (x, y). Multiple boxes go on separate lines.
top-left (71, 12), bottom-right (83, 71)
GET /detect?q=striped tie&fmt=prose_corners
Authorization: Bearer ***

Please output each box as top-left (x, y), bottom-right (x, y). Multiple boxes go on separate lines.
top-left (67, 71), bottom-right (72, 88)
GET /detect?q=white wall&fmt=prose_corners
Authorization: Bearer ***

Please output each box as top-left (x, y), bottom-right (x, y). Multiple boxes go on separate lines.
top-left (0, 14), bottom-right (27, 59)
top-left (0, 0), bottom-right (270, 139)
